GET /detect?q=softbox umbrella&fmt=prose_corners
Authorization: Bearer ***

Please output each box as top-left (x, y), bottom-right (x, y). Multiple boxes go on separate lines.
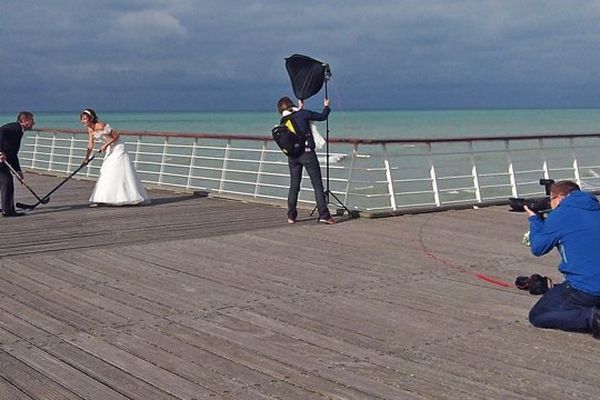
top-left (285, 54), bottom-right (330, 100)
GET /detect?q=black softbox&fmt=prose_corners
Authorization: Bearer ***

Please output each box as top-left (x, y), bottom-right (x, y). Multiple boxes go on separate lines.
top-left (285, 54), bottom-right (330, 100)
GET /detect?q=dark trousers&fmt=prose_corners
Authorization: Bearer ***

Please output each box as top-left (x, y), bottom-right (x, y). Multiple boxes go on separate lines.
top-left (529, 282), bottom-right (600, 332)
top-left (0, 167), bottom-right (15, 214)
top-left (287, 150), bottom-right (331, 220)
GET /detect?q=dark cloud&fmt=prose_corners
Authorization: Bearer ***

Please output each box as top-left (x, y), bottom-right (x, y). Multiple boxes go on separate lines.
top-left (2, 1), bottom-right (600, 111)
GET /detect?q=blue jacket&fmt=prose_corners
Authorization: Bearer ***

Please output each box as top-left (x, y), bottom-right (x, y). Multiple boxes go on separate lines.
top-left (528, 190), bottom-right (600, 295)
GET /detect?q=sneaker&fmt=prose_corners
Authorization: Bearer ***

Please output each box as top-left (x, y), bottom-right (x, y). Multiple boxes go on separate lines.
top-left (592, 307), bottom-right (600, 339)
top-left (89, 203), bottom-right (99, 208)
top-left (287, 218), bottom-right (296, 224)
top-left (318, 217), bottom-right (337, 225)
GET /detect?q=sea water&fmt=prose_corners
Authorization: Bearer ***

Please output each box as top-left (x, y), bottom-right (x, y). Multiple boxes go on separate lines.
top-left (3, 108), bottom-right (600, 139)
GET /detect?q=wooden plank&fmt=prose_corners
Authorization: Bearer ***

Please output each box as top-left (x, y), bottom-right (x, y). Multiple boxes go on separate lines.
top-left (0, 295), bottom-right (79, 339)
top-left (2, 342), bottom-right (130, 400)
top-left (89, 326), bottom-right (284, 400)
top-left (167, 311), bottom-right (522, 400)
top-left (50, 250), bottom-right (264, 313)
top-left (6, 259), bottom-right (173, 318)
top-left (54, 332), bottom-right (222, 400)
top-left (0, 269), bottom-right (128, 330)
top-left (0, 377), bottom-right (36, 400)
top-left (41, 338), bottom-right (183, 400)
top-left (0, 350), bottom-right (81, 400)
top-left (141, 316), bottom-right (407, 400)
top-left (0, 300), bottom-right (182, 399)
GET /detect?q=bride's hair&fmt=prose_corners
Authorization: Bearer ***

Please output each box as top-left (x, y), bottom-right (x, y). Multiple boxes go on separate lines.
top-left (80, 108), bottom-right (98, 123)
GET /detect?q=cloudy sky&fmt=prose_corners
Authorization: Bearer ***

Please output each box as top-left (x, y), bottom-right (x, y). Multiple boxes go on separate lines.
top-left (2, 1), bottom-right (600, 112)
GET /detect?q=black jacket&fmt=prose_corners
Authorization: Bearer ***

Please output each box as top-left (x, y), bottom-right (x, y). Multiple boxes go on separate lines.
top-left (286, 106), bottom-right (330, 150)
top-left (0, 122), bottom-right (24, 172)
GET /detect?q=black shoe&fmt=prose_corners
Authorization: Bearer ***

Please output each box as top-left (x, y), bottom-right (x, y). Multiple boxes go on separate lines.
top-left (592, 307), bottom-right (600, 339)
top-left (2, 211), bottom-right (25, 217)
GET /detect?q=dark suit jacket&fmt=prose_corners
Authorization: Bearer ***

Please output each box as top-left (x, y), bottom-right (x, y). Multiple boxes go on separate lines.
top-left (0, 122), bottom-right (24, 172)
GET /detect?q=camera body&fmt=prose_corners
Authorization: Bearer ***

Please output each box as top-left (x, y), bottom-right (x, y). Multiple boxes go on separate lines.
top-left (509, 179), bottom-right (555, 213)
top-left (515, 274), bottom-right (553, 295)
top-left (509, 197), bottom-right (551, 213)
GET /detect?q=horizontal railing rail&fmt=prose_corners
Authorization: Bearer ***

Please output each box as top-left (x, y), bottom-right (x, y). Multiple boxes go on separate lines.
top-left (19, 128), bottom-right (600, 217)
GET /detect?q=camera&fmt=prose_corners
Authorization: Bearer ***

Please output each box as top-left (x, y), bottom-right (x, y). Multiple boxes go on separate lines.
top-left (509, 179), bottom-right (555, 213)
top-left (515, 274), bottom-right (553, 295)
top-left (509, 197), bottom-right (551, 213)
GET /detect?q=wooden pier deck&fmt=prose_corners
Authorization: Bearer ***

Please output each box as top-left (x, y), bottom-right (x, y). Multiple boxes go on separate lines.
top-left (1, 172), bottom-right (598, 400)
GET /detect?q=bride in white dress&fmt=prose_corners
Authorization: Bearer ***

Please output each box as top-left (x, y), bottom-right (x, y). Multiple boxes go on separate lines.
top-left (80, 108), bottom-right (149, 206)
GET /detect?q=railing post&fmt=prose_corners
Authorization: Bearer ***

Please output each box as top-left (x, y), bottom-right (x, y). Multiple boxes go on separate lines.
top-left (382, 143), bottom-right (397, 211)
top-left (505, 140), bottom-right (518, 197)
top-left (31, 132), bottom-right (40, 169)
top-left (186, 138), bottom-right (198, 190)
top-left (539, 138), bottom-right (550, 179)
top-left (67, 135), bottom-right (76, 173)
top-left (427, 143), bottom-right (441, 207)
top-left (468, 141), bottom-right (482, 202)
top-left (570, 138), bottom-right (581, 185)
top-left (134, 136), bottom-right (142, 165)
top-left (48, 134), bottom-right (57, 171)
top-left (254, 141), bottom-right (267, 197)
top-left (219, 140), bottom-right (232, 194)
top-left (342, 143), bottom-right (359, 206)
top-left (158, 137), bottom-right (169, 185)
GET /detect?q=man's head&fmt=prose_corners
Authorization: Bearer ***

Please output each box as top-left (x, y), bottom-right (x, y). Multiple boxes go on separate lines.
top-left (549, 180), bottom-right (580, 209)
top-left (277, 97), bottom-right (294, 114)
top-left (17, 111), bottom-right (35, 131)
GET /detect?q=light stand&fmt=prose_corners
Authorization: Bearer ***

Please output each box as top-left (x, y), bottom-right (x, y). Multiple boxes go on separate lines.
top-left (311, 65), bottom-right (357, 218)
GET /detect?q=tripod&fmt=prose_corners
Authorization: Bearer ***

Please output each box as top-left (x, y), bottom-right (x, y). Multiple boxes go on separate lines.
top-left (310, 71), bottom-right (357, 218)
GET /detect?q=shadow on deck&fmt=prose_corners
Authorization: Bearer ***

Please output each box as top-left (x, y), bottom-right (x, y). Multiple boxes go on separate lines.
top-left (0, 172), bottom-right (597, 399)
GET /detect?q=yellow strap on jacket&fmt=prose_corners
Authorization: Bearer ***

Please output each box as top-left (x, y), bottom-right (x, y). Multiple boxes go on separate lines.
top-left (284, 119), bottom-right (297, 134)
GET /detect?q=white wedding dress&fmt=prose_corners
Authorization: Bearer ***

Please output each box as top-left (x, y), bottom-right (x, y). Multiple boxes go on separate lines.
top-left (89, 124), bottom-right (150, 205)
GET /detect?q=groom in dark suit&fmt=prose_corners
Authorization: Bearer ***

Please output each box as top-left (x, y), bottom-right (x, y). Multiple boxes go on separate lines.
top-left (0, 112), bottom-right (35, 216)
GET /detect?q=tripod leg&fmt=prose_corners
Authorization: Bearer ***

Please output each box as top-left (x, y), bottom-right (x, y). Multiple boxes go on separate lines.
top-left (326, 190), bottom-right (359, 217)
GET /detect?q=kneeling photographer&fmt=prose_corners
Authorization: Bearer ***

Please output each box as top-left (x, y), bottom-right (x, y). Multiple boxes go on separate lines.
top-left (523, 180), bottom-right (600, 338)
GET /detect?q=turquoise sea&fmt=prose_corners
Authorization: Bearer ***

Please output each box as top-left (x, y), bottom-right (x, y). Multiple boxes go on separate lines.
top-left (3, 109), bottom-right (600, 139)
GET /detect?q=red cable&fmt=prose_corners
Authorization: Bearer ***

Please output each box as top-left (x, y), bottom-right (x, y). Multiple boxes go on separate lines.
top-left (400, 217), bottom-right (512, 288)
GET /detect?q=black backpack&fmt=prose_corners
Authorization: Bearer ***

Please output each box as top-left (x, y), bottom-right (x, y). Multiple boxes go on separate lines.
top-left (271, 114), bottom-right (305, 157)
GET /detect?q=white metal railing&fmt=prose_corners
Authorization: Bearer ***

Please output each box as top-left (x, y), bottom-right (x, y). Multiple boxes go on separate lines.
top-left (19, 128), bottom-right (600, 216)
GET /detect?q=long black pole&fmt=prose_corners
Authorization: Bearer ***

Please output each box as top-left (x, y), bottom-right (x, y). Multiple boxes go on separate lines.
top-left (319, 74), bottom-right (357, 218)
top-left (16, 148), bottom-right (103, 210)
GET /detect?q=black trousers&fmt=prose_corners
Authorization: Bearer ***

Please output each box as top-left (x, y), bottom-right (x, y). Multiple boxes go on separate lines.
top-left (287, 150), bottom-right (331, 220)
top-left (0, 167), bottom-right (15, 214)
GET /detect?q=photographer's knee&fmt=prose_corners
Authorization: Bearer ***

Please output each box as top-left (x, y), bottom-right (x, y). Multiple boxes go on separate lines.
top-left (528, 308), bottom-right (544, 327)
